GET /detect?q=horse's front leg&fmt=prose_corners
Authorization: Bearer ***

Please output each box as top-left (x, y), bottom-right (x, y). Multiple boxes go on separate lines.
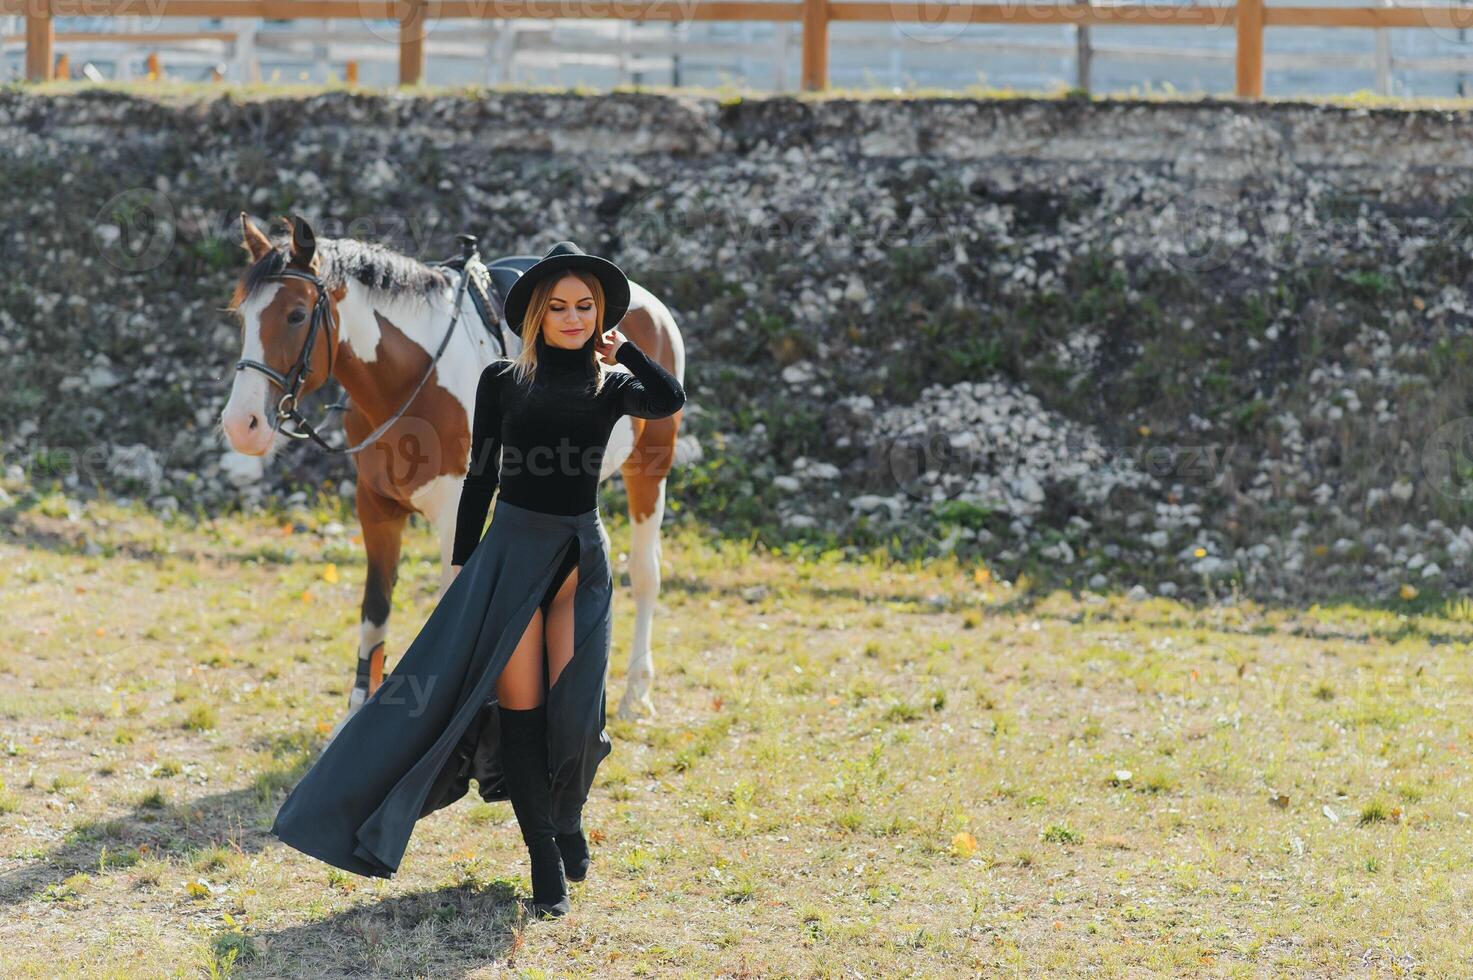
top-left (616, 477), bottom-right (668, 721)
top-left (326, 480), bottom-right (410, 744)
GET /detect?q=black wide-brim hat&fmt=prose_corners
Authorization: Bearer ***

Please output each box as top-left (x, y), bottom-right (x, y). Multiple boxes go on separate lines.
top-left (503, 240), bottom-right (630, 336)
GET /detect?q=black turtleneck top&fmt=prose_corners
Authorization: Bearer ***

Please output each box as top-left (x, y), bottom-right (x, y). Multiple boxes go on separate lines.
top-left (451, 332), bottom-right (687, 566)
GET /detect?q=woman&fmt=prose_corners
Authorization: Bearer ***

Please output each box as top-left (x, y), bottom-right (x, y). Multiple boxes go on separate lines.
top-left (270, 241), bottom-right (686, 920)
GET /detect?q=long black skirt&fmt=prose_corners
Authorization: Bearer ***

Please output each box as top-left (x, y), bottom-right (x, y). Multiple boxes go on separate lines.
top-left (269, 498), bottom-right (614, 879)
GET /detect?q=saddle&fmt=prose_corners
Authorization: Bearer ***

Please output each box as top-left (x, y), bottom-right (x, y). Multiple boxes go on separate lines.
top-left (428, 235), bottom-right (543, 359)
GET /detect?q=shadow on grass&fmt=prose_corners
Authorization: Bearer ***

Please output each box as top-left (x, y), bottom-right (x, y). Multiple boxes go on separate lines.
top-left (0, 729), bottom-right (321, 910)
top-left (0, 725), bottom-right (532, 977)
top-left (236, 881), bottom-right (524, 979)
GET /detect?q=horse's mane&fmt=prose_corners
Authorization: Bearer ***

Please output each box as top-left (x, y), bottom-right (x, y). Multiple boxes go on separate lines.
top-left (232, 235), bottom-right (453, 312)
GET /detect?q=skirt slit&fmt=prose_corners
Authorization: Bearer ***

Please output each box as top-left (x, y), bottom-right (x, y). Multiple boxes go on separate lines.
top-left (541, 535), bottom-right (582, 696)
top-left (268, 498), bottom-right (613, 878)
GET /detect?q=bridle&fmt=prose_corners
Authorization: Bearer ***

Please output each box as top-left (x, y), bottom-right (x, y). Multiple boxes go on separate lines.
top-left (233, 248), bottom-right (474, 456)
top-left (233, 265), bottom-right (342, 449)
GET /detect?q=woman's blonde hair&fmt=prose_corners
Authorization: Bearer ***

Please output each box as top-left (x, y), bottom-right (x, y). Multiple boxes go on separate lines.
top-left (508, 270), bottom-right (609, 395)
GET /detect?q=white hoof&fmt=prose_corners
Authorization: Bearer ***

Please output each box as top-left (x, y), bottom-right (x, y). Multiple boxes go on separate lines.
top-left (323, 690), bottom-right (366, 748)
top-left (616, 689), bottom-right (656, 721)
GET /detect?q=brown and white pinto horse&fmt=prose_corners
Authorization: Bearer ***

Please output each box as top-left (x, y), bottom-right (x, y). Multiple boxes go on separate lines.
top-left (219, 214), bottom-right (683, 733)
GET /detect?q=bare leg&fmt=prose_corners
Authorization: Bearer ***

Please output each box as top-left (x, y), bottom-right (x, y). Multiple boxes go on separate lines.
top-left (497, 538), bottom-right (580, 709)
top-left (498, 549), bottom-right (584, 911)
top-left (545, 562), bottom-right (579, 690)
top-left (540, 555), bottom-right (590, 879)
top-left (497, 607), bottom-right (546, 710)
top-left (496, 609), bottom-right (570, 917)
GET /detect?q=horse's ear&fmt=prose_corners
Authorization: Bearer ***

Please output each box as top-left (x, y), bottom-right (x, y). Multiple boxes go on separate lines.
top-left (287, 212), bottom-right (318, 271)
top-left (240, 211), bottom-right (272, 262)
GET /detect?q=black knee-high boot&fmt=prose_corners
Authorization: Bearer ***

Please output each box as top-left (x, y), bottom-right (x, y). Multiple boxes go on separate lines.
top-left (498, 703), bottom-right (570, 918)
top-left (556, 824), bottom-right (591, 882)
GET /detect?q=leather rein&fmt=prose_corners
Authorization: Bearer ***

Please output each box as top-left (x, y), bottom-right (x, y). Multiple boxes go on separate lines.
top-left (233, 253), bottom-right (476, 456)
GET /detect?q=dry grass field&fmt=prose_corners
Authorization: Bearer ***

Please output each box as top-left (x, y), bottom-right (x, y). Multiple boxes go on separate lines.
top-left (2, 489), bottom-right (1472, 977)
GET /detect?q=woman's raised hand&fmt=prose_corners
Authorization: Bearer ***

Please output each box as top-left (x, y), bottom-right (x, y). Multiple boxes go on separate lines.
top-left (594, 329), bottom-right (628, 365)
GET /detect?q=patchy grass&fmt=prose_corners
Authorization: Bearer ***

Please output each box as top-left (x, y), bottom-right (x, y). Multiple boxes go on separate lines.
top-left (1, 496), bottom-right (1472, 975)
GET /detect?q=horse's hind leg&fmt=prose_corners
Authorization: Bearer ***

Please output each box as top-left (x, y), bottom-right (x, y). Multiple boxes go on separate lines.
top-left (327, 481), bottom-right (410, 743)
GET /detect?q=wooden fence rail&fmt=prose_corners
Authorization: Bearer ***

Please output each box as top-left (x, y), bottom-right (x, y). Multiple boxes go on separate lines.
top-left (8, 0), bottom-right (1473, 97)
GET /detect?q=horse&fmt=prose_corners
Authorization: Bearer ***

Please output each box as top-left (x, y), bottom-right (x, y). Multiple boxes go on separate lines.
top-left (219, 213), bottom-right (685, 733)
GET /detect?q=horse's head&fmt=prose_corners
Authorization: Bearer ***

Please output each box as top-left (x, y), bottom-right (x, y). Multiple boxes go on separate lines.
top-left (221, 212), bottom-right (343, 456)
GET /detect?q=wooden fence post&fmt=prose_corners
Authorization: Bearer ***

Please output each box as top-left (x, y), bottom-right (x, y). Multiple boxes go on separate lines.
top-left (801, 0), bottom-right (828, 92)
top-left (25, 1), bottom-right (55, 82)
top-left (1075, 0), bottom-right (1093, 92)
top-left (400, 2), bottom-right (427, 86)
top-left (1235, 0), bottom-right (1265, 97)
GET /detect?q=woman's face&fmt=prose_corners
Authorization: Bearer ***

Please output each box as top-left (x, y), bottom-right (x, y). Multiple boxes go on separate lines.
top-left (540, 274), bottom-right (598, 350)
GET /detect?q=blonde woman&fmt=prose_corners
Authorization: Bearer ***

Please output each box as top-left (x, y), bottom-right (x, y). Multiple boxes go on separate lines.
top-left (271, 241), bottom-right (686, 919)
